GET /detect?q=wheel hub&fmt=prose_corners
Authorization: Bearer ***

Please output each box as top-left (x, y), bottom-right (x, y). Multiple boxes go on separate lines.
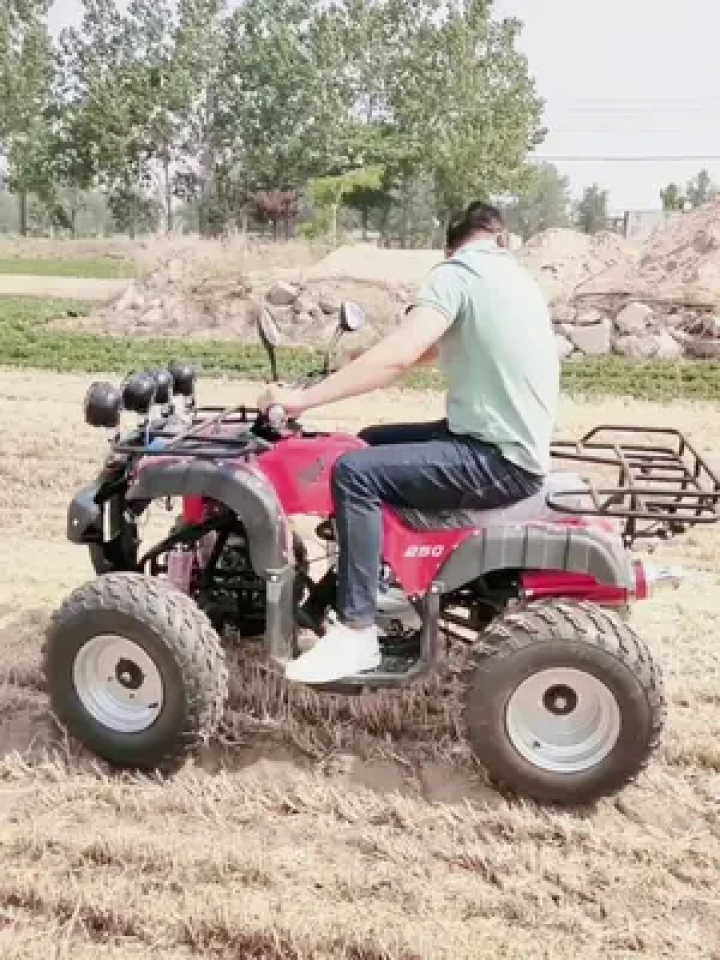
top-left (505, 668), bottom-right (621, 775)
top-left (73, 635), bottom-right (165, 734)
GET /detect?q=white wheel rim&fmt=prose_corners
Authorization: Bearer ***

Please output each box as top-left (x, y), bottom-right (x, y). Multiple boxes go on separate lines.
top-left (73, 635), bottom-right (165, 734)
top-left (505, 668), bottom-right (622, 775)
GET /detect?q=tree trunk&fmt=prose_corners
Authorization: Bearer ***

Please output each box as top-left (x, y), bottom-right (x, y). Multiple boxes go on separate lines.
top-left (19, 190), bottom-right (28, 237)
top-left (164, 154), bottom-right (173, 232)
top-left (361, 204), bottom-right (369, 240)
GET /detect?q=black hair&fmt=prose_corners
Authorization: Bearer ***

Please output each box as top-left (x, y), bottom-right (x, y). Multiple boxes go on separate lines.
top-left (446, 201), bottom-right (504, 253)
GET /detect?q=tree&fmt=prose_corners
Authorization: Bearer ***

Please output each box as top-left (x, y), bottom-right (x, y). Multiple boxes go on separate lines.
top-left (686, 169), bottom-right (717, 208)
top-left (660, 182), bottom-right (684, 211)
top-left (389, 2), bottom-right (545, 222)
top-left (254, 190), bottom-right (299, 240)
top-left (0, 0), bottom-right (54, 234)
top-left (576, 184), bottom-right (608, 235)
top-left (304, 165), bottom-right (384, 245)
top-left (60, 0), bottom-right (225, 235)
top-left (504, 162), bottom-right (571, 240)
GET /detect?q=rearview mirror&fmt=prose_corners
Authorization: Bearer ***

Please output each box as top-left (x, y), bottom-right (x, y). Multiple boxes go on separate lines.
top-left (258, 307), bottom-right (283, 349)
top-left (258, 307), bottom-right (281, 383)
top-left (339, 300), bottom-right (366, 333)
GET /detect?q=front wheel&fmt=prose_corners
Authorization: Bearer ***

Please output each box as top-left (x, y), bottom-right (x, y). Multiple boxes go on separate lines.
top-left (43, 573), bottom-right (228, 772)
top-left (462, 600), bottom-right (666, 804)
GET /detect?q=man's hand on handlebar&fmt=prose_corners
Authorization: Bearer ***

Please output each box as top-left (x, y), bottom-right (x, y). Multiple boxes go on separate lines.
top-left (256, 385), bottom-right (307, 421)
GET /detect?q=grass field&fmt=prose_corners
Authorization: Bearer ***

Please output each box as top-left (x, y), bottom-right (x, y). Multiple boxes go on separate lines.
top-left (0, 296), bottom-right (719, 401)
top-left (0, 256), bottom-right (138, 279)
top-left (0, 371), bottom-right (718, 958)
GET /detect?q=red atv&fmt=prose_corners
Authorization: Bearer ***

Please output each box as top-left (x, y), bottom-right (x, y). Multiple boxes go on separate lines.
top-left (44, 302), bottom-right (720, 804)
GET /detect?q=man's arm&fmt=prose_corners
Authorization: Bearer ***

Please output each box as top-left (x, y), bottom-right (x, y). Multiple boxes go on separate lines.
top-left (257, 259), bottom-right (466, 416)
top-left (286, 306), bottom-right (450, 413)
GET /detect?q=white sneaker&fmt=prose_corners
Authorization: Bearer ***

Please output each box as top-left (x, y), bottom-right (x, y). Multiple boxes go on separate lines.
top-left (284, 620), bottom-right (381, 684)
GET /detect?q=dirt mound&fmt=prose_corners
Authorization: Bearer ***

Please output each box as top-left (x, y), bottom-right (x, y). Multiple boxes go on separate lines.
top-left (309, 243), bottom-right (444, 284)
top-left (516, 228), bottom-right (640, 304)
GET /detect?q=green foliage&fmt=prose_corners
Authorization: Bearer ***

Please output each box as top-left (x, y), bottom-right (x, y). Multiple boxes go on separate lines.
top-left (504, 163), bottom-right (572, 240)
top-left (576, 184), bottom-right (609, 235)
top-left (0, 0), bottom-right (55, 234)
top-left (304, 166), bottom-right (384, 243)
top-left (660, 182), bottom-right (684, 212)
top-left (0, 296), bottom-right (717, 403)
top-left (685, 169), bottom-right (717, 208)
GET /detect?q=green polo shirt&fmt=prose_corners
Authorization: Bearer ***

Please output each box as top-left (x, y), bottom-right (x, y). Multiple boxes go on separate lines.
top-left (413, 238), bottom-right (559, 476)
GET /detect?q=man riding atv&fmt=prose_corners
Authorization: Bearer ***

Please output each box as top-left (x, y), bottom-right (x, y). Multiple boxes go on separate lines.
top-left (258, 201), bottom-right (560, 685)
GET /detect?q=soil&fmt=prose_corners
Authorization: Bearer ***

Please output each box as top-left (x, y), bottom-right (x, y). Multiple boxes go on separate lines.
top-left (0, 369), bottom-right (718, 957)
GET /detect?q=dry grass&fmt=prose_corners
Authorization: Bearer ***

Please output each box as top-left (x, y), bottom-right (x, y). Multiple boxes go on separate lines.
top-left (0, 370), bottom-right (719, 958)
top-left (0, 234), bottom-right (328, 288)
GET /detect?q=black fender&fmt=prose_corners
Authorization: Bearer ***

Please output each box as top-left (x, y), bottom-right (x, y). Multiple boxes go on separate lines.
top-left (126, 459), bottom-right (289, 576)
top-left (436, 522), bottom-right (633, 595)
top-left (66, 459), bottom-right (136, 546)
top-left (67, 478), bottom-right (105, 544)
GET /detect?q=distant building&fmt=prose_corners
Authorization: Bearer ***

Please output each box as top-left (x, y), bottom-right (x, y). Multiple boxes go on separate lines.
top-left (619, 209), bottom-right (682, 241)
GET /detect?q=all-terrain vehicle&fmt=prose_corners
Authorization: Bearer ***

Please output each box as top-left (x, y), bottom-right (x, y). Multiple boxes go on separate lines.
top-left (44, 302), bottom-right (720, 804)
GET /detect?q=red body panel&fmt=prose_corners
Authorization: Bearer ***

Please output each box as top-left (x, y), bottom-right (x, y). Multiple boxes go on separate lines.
top-left (520, 570), bottom-right (630, 608)
top-left (171, 430), bottom-right (628, 604)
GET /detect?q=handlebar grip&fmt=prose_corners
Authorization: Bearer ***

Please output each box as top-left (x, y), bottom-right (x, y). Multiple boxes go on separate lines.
top-left (266, 403), bottom-right (288, 429)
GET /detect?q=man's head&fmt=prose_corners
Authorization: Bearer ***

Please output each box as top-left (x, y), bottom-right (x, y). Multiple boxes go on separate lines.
top-left (445, 202), bottom-right (507, 258)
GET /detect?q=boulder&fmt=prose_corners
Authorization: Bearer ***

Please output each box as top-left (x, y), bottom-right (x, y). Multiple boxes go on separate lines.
top-left (294, 311), bottom-right (316, 326)
top-left (615, 302), bottom-right (653, 336)
top-left (551, 300), bottom-right (577, 324)
top-left (318, 292), bottom-right (341, 315)
top-left (268, 304), bottom-right (295, 325)
top-left (575, 306), bottom-right (606, 326)
top-left (682, 337), bottom-right (720, 359)
top-left (115, 285), bottom-right (143, 313)
top-left (267, 281), bottom-right (299, 306)
top-left (613, 331), bottom-right (684, 360)
top-left (139, 306), bottom-right (164, 326)
top-left (295, 295), bottom-right (322, 318)
top-left (555, 333), bottom-right (575, 360)
top-left (566, 319), bottom-right (612, 355)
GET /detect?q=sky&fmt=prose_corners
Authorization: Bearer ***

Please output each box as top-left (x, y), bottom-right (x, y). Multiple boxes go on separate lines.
top-left (49, 0), bottom-right (720, 213)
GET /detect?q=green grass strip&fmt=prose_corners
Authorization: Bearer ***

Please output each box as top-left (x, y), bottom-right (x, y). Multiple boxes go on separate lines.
top-left (0, 297), bottom-right (718, 401)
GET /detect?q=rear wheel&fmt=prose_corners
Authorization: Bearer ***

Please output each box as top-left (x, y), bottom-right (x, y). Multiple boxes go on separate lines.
top-left (43, 573), bottom-right (227, 772)
top-left (462, 600), bottom-right (665, 804)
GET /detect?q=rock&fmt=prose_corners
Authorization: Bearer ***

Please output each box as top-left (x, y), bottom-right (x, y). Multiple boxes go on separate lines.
top-left (555, 333), bottom-right (575, 359)
top-left (318, 292), bottom-right (341, 315)
top-left (140, 306), bottom-right (164, 326)
top-left (295, 295), bottom-right (321, 318)
top-left (267, 281), bottom-right (299, 306)
top-left (613, 331), bottom-right (683, 359)
top-left (575, 306), bottom-right (606, 325)
top-left (615, 302), bottom-right (654, 335)
top-left (683, 337), bottom-right (720, 359)
top-left (167, 258), bottom-right (184, 283)
top-left (294, 311), bottom-right (315, 326)
top-left (115, 285), bottom-right (143, 313)
top-left (268, 304), bottom-right (295, 325)
top-left (551, 301), bottom-right (577, 324)
top-left (566, 319), bottom-right (612, 355)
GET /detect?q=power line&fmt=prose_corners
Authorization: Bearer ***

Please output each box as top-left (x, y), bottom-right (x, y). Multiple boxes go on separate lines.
top-left (533, 155), bottom-right (720, 163)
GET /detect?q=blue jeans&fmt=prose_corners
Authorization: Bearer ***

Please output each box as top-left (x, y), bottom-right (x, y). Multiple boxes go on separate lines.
top-left (330, 419), bottom-right (543, 627)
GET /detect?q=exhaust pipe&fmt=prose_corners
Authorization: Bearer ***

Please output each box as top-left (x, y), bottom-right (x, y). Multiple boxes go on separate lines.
top-left (632, 561), bottom-right (686, 600)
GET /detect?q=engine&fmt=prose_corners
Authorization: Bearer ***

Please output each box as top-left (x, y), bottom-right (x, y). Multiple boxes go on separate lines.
top-left (166, 531), bottom-right (266, 635)
top-left (199, 533), bottom-right (266, 633)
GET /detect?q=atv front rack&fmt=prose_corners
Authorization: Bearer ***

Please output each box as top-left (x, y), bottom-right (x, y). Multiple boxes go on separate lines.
top-left (549, 426), bottom-right (720, 546)
top-left (111, 404), bottom-right (270, 460)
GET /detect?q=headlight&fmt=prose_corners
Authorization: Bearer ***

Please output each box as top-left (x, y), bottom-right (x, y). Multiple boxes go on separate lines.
top-left (84, 382), bottom-right (123, 429)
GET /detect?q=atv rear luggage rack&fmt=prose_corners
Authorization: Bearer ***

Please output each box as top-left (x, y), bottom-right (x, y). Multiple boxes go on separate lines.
top-left (549, 426), bottom-right (720, 545)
